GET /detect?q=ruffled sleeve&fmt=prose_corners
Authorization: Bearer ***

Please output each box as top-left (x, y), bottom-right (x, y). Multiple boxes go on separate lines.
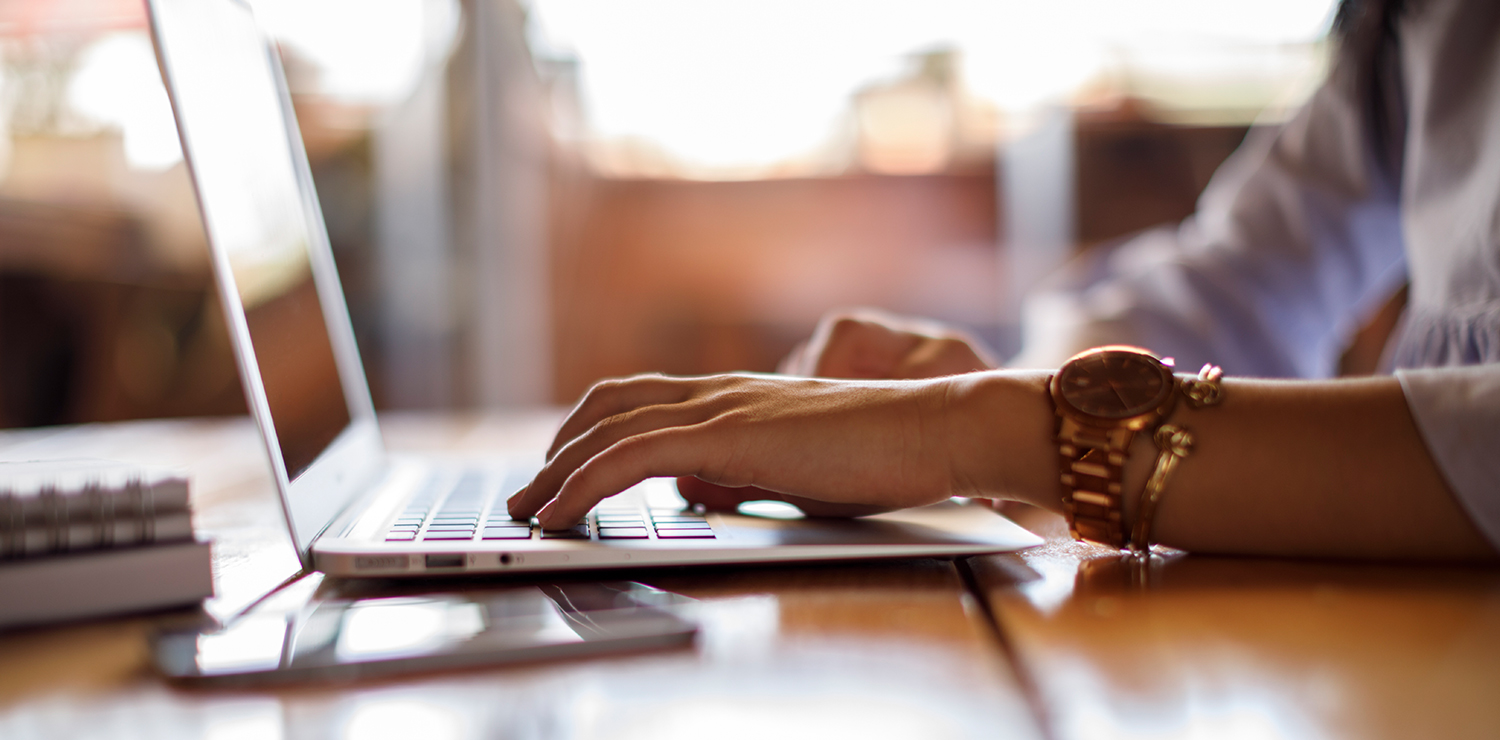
top-left (1012, 72), bottom-right (1408, 378)
top-left (1396, 364), bottom-right (1500, 548)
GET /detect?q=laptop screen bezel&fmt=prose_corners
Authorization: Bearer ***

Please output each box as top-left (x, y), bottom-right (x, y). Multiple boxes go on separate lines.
top-left (148, 0), bottom-right (387, 566)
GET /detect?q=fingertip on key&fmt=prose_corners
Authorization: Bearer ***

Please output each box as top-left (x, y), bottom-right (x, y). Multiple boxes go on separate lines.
top-left (534, 502), bottom-right (555, 529)
top-left (506, 487), bottom-right (529, 516)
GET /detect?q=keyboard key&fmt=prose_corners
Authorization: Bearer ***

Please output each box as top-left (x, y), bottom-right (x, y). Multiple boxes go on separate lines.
top-left (652, 516), bottom-right (708, 524)
top-left (385, 532), bottom-right (417, 541)
top-left (541, 525), bottom-right (590, 539)
top-left (389, 523), bottom-right (421, 531)
top-left (596, 518), bottom-right (646, 527)
top-left (481, 528), bottom-right (533, 540)
top-left (654, 529), bottom-right (716, 539)
top-left (653, 521), bottom-right (713, 530)
top-left (422, 532), bottom-right (475, 540)
top-left (598, 527), bottom-right (650, 539)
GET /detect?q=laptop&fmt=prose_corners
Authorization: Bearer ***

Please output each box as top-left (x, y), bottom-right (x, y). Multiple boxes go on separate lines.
top-left (146, 0), bottom-right (1041, 577)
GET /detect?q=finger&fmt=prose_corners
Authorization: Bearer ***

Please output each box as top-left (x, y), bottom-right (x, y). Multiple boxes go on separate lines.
top-left (895, 337), bottom-right (992, 379)
top-left (775, 492), bottom-right (897, 518)
top-left (677, 477), bottom-right (897, 517)
top-left (813, 317), bottom-right (918, 379)
top-left (795, 310), bottom-right (867, 377)
top-left (536, 426), bottom-right (717, 528)
top-left (511, 401), bottom-right (710, 519)
top-left (777, 341), bottom-right (809, 376)
top-left (676, 477), bottom-right (778, 510)
top-left (547, 375), bottom-right (693, 461)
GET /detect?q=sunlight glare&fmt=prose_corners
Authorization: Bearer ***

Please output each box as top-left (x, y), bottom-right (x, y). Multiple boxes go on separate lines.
top-left (527, 0), bottom-right (1337, 177)
top-left (67, 32), bottom-right (184, 170)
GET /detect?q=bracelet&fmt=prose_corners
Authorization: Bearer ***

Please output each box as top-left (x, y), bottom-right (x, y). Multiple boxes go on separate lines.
top-left (1129, 424), bottom-right (1194, 555)
top-left (1129, 364), bottom-right (1224, 555)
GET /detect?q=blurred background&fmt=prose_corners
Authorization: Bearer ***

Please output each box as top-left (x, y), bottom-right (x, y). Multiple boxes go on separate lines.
top-left (0, 0), bottom-right (1337, 427)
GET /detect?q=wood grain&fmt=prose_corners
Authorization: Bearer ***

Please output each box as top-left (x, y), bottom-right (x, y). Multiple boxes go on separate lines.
top-left (971, 506), bottom-right (1500, 740)
top-left (0, 415), bottom-right (1040, 740)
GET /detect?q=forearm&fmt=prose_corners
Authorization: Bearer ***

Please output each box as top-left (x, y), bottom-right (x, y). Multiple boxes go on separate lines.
top-left (1138, 376), bottom-right (1494, 560)
top-left (955, 372), bottom-right (1497, 561)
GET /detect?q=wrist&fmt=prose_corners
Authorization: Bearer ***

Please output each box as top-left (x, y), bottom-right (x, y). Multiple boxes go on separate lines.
top-left (941, 370), bottom-right (1059, 509)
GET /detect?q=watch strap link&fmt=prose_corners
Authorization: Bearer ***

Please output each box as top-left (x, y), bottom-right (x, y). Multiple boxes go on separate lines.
top-left (1055, 421), bottom-right (1135, 548)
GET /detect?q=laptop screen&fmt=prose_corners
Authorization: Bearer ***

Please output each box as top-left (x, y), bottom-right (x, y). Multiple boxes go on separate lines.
top-left (154, 0), bottom-right (351, 479)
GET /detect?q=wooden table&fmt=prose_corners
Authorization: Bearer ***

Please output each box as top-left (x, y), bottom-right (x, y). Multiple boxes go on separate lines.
top-left (2, 414), bottom-right (1498, 739)
top-left (0, 415), bottom-right (1039, 740)
top-left (969, 510), bottom-right (1500, 740)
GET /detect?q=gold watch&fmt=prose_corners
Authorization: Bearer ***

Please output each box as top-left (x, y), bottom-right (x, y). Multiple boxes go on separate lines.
top-left (1049, 346), bottom-right (1179, 548)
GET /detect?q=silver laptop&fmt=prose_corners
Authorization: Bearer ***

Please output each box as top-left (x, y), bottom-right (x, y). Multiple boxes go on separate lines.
top-left (147, 0), bottom-right (1040, 577)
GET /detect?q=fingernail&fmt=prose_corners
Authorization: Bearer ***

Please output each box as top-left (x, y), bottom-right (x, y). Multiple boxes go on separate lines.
top-left (506, 485), bottom-right (528, 503)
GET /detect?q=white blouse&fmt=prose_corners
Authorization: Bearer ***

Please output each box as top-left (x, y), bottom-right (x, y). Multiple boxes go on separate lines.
top-left (1015, 0), bottom-right (1500, 546)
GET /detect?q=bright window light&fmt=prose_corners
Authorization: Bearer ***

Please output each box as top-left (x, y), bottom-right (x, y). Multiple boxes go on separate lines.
top-left (250, 0), bottom-right (451, 105)
top-left (67, 32), bottom-right (183, 170)
top-left (527, 0), bottom-right (1338, 178)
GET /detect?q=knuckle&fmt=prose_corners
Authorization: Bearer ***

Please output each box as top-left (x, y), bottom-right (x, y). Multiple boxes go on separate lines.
top-left (828, 316), bottom-right (872, 339)
top-left (575, 379), bottom-right (622, 413)
top-left (586, 413), bottom-right (627, 442)
top-left (704, 386), bottom-right (760, 415)
top-left (935, 337), bottom-right (970, 354)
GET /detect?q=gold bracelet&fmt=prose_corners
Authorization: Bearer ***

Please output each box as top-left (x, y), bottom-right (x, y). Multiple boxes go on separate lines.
top-left (1130, 424), bottom-right (1194, 555)
top-left (1180, 363), bottom-right (1225, 409)
top-left (1129, 364), bottom-right (1224, 555)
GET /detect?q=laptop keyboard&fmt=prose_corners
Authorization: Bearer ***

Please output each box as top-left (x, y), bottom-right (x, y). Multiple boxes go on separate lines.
top-left (382, 471), bottom-right (717, 543)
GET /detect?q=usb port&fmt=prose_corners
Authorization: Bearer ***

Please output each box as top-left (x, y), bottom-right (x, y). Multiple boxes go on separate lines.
top-left (425, 553), bottom-right (464, 569)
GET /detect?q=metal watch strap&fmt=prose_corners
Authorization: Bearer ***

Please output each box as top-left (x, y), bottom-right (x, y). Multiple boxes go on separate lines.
top-left (1055, 421), bottom-right (1136, 548)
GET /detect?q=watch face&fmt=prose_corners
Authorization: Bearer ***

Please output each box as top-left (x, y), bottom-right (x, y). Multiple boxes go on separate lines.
top-left (1055, 349), bottom-right (1173, 420)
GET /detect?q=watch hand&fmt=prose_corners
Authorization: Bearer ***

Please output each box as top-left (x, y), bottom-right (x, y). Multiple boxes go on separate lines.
top-left (1105, 380), bottom-right (1131, 408)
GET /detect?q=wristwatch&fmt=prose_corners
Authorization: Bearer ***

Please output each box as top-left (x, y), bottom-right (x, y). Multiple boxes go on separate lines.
top-left (1049, 346), bottom-right (1179, 548)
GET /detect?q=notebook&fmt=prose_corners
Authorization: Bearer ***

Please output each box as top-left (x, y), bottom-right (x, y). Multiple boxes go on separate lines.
top-left (146, 0), bottom-right (1041, 577)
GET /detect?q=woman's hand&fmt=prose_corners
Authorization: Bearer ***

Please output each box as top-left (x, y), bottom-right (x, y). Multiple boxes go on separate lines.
top-left (508, 373), bottom-right (1008, 528)
top-left (660, 309), bottom-right (1003, 516)
top-left (780, 309), bottom-right (998, 380)
top-left (673, 477), bottom-right (898, 518)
